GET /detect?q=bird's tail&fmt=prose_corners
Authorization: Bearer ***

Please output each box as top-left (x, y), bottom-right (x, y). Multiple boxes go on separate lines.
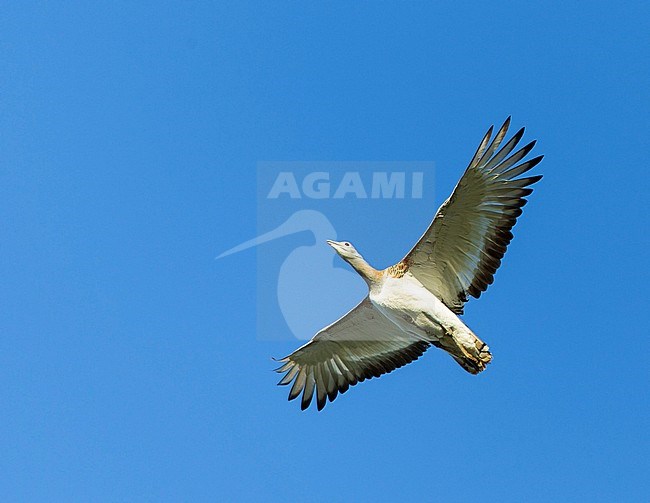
top-left (434, 330), bottom-right (492, 375)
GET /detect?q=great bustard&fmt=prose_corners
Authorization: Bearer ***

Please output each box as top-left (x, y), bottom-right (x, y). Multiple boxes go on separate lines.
top-left (275, 117), bottom-right (543, 410)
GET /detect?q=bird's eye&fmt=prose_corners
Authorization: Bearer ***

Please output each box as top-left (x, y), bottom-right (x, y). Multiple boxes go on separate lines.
top-left (344, 242), bottom-right (350, 247)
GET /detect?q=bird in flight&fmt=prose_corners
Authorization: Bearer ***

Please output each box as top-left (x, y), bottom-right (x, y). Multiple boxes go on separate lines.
top-left (275, 117), bottom-right (543, 410)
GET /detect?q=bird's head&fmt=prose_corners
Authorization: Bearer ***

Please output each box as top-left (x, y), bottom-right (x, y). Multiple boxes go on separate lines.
top-left (327, 240), bottom-right (380, 286)
top-left (326, 240), bottom-right (362, 262)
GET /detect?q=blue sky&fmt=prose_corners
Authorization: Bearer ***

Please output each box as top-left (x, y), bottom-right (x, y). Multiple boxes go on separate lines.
top-left (1, 1), bottom-right (648, 501)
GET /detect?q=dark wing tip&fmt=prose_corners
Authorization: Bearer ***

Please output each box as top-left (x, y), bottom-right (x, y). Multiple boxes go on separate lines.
top-left (512, 126), bottom-right (525, 143)
top-left (525, 174), bottom-right (543, 185)
top-left (526, 155), bottom-right (544, 171)
top-left (525, 139), bottom-right (537, 151)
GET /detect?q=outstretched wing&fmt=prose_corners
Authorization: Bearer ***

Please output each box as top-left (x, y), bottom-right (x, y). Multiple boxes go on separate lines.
top-left (402, 117), bottom-right (543, 314)
top-left (275, 297), bottom-right (430, 411)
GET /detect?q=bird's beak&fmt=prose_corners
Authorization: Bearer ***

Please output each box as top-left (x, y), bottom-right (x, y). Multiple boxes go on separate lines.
top-left (326, 240), bottom-right (345, 256)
